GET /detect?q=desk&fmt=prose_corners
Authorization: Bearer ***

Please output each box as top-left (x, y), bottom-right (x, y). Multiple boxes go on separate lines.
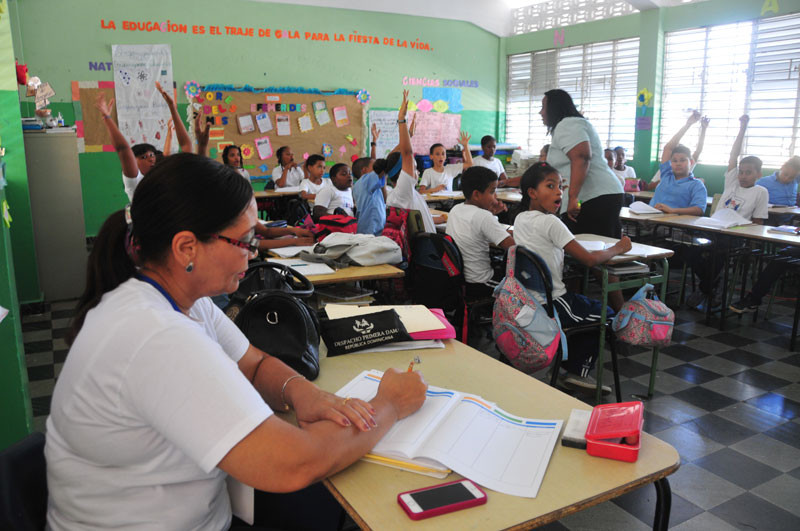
top-left (304, 263), bottom-right (404, 285)
top-left (633, 191), bottom-right (713, 208)
top-left (424, 191), bottom-right (465, 203)
top-left (496, 189), bottom-right (522, 204)
top-left (576, 234), bottom-right (674, 402)
top-left (768, 205), bottom-right (800, 216)
top-left (318, 342), bottom-right (679, 531)
top-left (254, 189), bottom-right (302, 199)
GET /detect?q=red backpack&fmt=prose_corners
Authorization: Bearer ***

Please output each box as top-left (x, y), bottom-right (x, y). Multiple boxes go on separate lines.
top-left (381, 207), bottom-right (410, 261)
top-left (300, 214), bottom-right (358, 241)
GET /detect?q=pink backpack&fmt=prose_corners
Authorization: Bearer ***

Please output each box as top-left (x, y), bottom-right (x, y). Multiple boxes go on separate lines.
top-left (493, 246), bottom-right (566, 374)
top-left (612, 284), bottom-right (674, 347)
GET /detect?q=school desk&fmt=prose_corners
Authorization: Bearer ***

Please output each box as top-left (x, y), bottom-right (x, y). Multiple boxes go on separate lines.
top-left (302, 263), bottom-right (404, 286)
top-left (254, 189), bottom-right (302, 199)
top-left (574, 234), bottom-right (674, 403)
top-left (632, 190), bottom-right (713, 208)
top-left (315, 341), bottom-right (679, 531)
top-left (495, 189), bottom-right (522, 204)
top-left (424, 191), bottom-right (465, 203)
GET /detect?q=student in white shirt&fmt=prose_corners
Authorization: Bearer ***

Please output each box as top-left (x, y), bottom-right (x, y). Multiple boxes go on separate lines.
top-left (313, 163), bottom-right (355, 217)
top-left (419, 131), bottom-right (473, 194)
top-left (222, 145), bottom-right (251, 182)
top-left (613, 146), bottom-right (638, 191)
top-left (513, 162), bottom-right (630, 392)
top-left (272, 146), bottom-right (305, 188)
top-left (446, 167), bottom-right (515, 299)
top-left (299, 154), bottom-right (329, 200)
top-left (604, 148), bottom-right (625, 188)
top-left (46, 153), bottom-right (426, 531)
top-left (473, 134), bottom-right (512, 186)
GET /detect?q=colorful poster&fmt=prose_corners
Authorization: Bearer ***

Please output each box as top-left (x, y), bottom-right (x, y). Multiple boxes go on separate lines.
top-left (368, 110), bottom-right (462, 157)
top-left (111, 44), bottom-right (174, 150)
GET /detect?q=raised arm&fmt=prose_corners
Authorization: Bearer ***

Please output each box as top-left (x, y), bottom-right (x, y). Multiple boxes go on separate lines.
top-left (194, 112), bottom-right (210, 157)
top-left (460, 131), bottom-right (473, 169)
top-left (662, 110), bottom-right (701, 163)
top-left (693, 116), bottom-right (710, 162)
top-left (155, 82), bottom-right (192, 153)
top-left (162, 119), bottom-right (174, 156)
top-left (398, 91), bottom-right (414, 177)
top-left (728, 114), bottom-right (749, 171)
top-left (95, 93), bottom-right (138, 178)
top-left (370, 123), bottom-right (380, 160)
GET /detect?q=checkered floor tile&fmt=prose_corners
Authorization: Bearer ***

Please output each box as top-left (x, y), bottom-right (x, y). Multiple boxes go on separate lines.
top-left (23, 280), bottom-right (800, 529)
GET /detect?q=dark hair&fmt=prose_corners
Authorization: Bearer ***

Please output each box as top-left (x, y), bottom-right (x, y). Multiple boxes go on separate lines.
top-left (306, 154), bottom-right (325, 168)
top-left (382, 152), bottom-right (402, 182)
top-left (462, 166), bottom-right (497, 200)
top-left (541, 144), bottom-right (550, 154)
top-left (671, 144), bottom-right (692, 158)
top-left (221, 144), bottom-right (241, 166)
top-left (132, 143), bottom-right (156, 157)
top-left (740, 155), bottom-right (763, 173)
top-left (68, 153), bottom-right (253, 344)
top-left (520, 162), bottom-right (561, 212)
top-left (542, 89), bottom-right (583, 134)
top-left (351, 157), bottom-right (372, 179)
top-left (429, 143), bottom-right (445, 155)
top-left (154, 150), bottom-right (165, 163)
top-left (329, 163), bottom-right (348, 180)
top-left (371, 157), bottom-right (389, 175)
top-left (276, 146), bottom-right (290, 166)
top-left (480, 135), bottom-right (495, 148)
top-left (614, 146), bottom-right (626, 153)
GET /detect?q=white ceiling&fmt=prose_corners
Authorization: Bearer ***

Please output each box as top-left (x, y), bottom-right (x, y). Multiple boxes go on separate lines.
top-left (251, 0), bottom-right (706, 37)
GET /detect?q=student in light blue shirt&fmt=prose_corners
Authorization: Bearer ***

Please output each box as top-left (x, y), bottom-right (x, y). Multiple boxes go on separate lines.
top-left (755, 156), bottom-right (800, 206)
top-left (651, 143), bottom-right (707, 216)
top-left (353, 156), bottom-right (390, 235)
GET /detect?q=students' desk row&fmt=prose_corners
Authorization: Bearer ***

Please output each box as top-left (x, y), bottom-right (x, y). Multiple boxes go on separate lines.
top-left (423, 189), bottom-right (522, 204)
top-left (316, 341), bottom-right (679, 531)
top-left (632, 190), bottom-right (714, 208)
top-left (633, 191), bottom-right (800, 217)
top-left (574, 235), bottom-right (674, 403)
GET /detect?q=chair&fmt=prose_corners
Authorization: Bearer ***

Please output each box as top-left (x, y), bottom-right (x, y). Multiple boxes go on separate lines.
top-left (409, 232), bottom-right (493, 345)
top-left (0, 432), bottom-right (48, 531)
top-left (452, 174), bottom-right (462, 191)
top-left (501, 246), bottom-right (622, 402)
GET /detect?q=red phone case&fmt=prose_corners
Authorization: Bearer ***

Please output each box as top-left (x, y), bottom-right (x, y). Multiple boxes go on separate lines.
top-left (397, 479), bottom-right (487, 520)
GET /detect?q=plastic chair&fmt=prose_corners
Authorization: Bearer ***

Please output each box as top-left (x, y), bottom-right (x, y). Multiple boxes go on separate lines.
top-left (0, 432), bottom-right (48, 531)
top-left (452, 174), bottom-right (462, 191)
top-left (505, 246), bottom-right (622, 402)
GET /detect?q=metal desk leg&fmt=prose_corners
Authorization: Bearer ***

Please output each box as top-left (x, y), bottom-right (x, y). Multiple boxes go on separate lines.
top-left (653, 477), bottom-right (672, 531)
top-left (595, 267), bottom-right (609, 404)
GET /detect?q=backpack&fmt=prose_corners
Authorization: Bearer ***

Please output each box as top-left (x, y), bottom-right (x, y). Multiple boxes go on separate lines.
top-left (612, 284), bottom-right (674, 347)
top-left (382, 207), bottom-right (410, 261)
top-left (492, 246), bottom-right (566, 374)
top-left (226, 262), bottom-right (321, 380)
top-left (286, 198), bottom-right (311, 226)
top-left (300, 214), bottom-right (358, 241)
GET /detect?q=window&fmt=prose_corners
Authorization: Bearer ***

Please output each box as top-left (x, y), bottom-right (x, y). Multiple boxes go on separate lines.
top-left (660, 13), bottom-right (800, 168)
top-left (511, 0), bottom-right (639, 34)
top-left (505, 37), bottom-right (640, 157)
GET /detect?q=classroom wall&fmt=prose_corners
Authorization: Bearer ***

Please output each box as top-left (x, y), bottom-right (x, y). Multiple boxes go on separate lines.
top-left (0, 0), bottom-right (34, 449)
top-left (8, 0), bottom-right (502, 236)
top-left (501, 0), bottom-right (800, 197)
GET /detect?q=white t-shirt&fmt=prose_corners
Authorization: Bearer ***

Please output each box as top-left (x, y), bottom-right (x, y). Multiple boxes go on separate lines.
top-left (272, 165), bottom-right (304, 188)
top-left (46, 278), bottom-right (270, 531)
top-left (719, 167), bottom-right (769, 221)
top-left (300, 178), bottom-right (329, 195)
top-left (420, 164), bottom-right (464, 191)
top-left (513, 210), bottom-right (575, 302)
top-left (386, 170), bottom-right (436, 233)
top-left (315, 185), bottom-right (355, 215)
top-left (122, 170), bottom-right (143, 202)
top-left (613, 166), bottom-right (636, 188)
top-left (473, 156), bottom-right (505, 177)
top-left (445, 203), bottom-right (511, 284)
top-left (237, 167), bottom-right (251, 180)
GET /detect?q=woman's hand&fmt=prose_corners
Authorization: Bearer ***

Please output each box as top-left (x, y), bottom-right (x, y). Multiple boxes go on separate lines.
top-left (293, 385), bottom-right (377, 431)
top-left (567, 196), bottom-right (581, 221)
top-left (374, 368), bottom-right (427, 420)
top-left (95, 93), bottom-right (114, 116)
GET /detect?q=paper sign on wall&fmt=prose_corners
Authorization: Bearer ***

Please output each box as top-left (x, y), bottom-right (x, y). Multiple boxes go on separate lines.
top-left (256, 112), bottom-right (273, 133)
top-left (255, 136), bottom-right (273, 159)
top-left (237, 114), bottom-right (255, 135)
top-left (298, 113), bottom-right (314, 133)
top-left (333, 106), bottom-right (349, 127)
top-left (276, 114), bottom-right (291, 136)
top-left (313, 100), bottom-right (331, 126)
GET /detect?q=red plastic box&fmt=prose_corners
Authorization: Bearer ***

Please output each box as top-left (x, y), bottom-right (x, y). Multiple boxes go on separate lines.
top-left (585, 401), bottom-right (644, 462)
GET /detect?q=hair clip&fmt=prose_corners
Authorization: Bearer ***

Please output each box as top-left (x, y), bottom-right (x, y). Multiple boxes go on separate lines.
top-left (124, 204), bottom-right (133, 226)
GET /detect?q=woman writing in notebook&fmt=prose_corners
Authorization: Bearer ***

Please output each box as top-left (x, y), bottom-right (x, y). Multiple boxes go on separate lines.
top-left (45, 153), bottom-right (427, 530)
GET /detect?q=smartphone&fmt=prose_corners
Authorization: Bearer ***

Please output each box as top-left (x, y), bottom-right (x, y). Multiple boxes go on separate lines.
top-left (397, 479), bottom-right (487, 520)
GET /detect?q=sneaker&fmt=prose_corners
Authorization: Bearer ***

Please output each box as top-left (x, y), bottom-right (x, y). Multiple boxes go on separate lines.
top-left (730, 294), bottom-right (759, 314)
top-left (685, 290), bottom-right (706, 310)
top-left (563, 373), bottom-right (612, 395)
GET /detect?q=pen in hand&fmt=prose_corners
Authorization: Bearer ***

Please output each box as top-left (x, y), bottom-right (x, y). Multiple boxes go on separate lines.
top-left (407, 356), bottom-right (421, 372)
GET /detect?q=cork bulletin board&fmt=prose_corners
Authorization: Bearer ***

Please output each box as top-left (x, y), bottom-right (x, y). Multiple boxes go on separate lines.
top-left (192, 85), bottom-right (368, 179)
top-left (72, 81), bottom-right (117, 152)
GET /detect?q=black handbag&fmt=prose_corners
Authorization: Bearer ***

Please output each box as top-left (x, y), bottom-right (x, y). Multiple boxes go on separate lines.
top-left (226, 262), bottom-right (321, 380)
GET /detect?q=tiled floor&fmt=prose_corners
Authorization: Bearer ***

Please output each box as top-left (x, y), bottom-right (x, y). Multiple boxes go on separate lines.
top-left (22, 292), bottom-right (800, 530)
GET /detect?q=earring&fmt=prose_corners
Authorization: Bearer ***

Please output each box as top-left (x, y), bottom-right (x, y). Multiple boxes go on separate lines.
top-left (185, 262), bottom-right (194, 273)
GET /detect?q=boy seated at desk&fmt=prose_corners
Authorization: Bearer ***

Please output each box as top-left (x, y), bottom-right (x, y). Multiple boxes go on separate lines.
top-left (756, 155), bottom-right (800, 207)
top-left (650, 134), bottom-right (708, 216)
top-left (445, 166), bottom-right (515, 299)
top-left (685, 115), bottom-right (769, 309)
top-left (313, 163), bottom-right (355, 218)
top-left (644, 111), bottom-right (709, 191)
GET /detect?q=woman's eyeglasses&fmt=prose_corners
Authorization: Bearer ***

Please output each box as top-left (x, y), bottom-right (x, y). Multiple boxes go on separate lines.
top-left (214, 234), bottom-right (259, 255)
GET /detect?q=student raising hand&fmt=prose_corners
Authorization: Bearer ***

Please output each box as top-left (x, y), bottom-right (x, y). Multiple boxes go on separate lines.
top-left (194, 111), bottom-right (210, 157)
top-left (370, 123), bottom-right (380, 160)
top-left (155, 81), bottom-right (192, 153)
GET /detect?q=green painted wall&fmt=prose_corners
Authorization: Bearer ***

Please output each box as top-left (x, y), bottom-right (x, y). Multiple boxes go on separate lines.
top-left (0, 0), bottom-right (33, 450)
top-left (9, 0), bottom-right (502, 236)
top-left (501, 0), bottom-right (800, 197)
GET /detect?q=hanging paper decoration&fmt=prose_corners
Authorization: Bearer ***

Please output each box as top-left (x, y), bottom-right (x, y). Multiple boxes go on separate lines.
top-left (415, 99), bottom-right (433, 113)
top-left (184, 80), bottom-right (201, 100)
top-left (322, 143), bottom-right (333, 157)
top-left (338, 145), bottom-right (347, 157)
top-left (432, 100), bottom-right (449, 113)
top-left (356, 89), bottom-right (370, 105)
top-left (240, 143), bottom-right (254, 159)
top-left (637, 88), bottom-right (653, 107)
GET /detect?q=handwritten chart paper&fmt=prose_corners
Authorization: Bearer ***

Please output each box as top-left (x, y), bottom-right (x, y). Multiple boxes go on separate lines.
top-left (369, 110), bottom-right (462, 157)
top-left (111, 44), bottom-right (174, 150)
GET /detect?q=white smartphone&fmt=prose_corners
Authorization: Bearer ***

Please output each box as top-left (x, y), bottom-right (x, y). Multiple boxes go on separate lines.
top-left (397, 479), bottom-right (487, 520)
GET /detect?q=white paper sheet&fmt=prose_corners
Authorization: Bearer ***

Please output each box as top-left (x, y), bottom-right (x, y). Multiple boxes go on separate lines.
top-left (268, 245), bottom-right (315, 258)
top-left (267, 258), bottom-right (334, 276)
top-left (628, 201), bottom-right (663, 215)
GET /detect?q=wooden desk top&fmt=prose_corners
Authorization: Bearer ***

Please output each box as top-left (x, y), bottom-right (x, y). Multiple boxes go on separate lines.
top-left (768, 205), bottom-right (800, 215)
top-left (722, 224), bottom-right (800, 246)
top-left (619, 207), bottom-right (682, 222)
top-left (318, 342), bottom-right (679, 531)
top-left (254, 189), bottom-right (302, 199)
top-left (305, 263), bottom-right (404, 285)
top-left (632, 190), bottom-right (713, 206)
top-left (424, 192), bottom-right (465, 202)
top-left (496, 189), bottom-right (522, 203)
top-left (575, 234), bottom-right (674, 263)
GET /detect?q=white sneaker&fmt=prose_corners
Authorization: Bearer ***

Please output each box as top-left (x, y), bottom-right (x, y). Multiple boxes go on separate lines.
top-left (563, 373), bottom-right (612, 395)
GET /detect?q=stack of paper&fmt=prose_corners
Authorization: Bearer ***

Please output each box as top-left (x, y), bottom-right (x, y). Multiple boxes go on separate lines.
top-left (693, 208), bottom-right (751, 229)
top-left (628, 201), bottom-right (663, 215)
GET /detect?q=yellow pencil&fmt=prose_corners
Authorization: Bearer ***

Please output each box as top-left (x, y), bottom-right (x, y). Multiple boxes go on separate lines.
top-left (363, 453), bottom-right (451, 475)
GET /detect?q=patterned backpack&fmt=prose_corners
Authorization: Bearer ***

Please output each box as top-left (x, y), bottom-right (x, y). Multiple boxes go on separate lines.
top-left (493, 246), bottom-right (567, 374)
top-left (612, 284), bottom-right (674, 347)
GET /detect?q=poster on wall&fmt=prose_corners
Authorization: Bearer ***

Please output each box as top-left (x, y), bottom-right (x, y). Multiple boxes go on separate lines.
top-left (111, 44), bottom-right (174, 150)
top-left (369, 110), bottom-right (462, 157)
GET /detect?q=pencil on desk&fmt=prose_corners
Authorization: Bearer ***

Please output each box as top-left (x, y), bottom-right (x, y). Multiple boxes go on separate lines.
top-left (363, 453), bottom-right (451, 475)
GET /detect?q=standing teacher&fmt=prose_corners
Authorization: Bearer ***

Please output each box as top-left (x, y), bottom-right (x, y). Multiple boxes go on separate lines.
top-left (540, 89), bottom-right (624, 237)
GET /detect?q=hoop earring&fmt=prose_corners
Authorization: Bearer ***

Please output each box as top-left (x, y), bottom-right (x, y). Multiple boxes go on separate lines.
top-left (185, 262), bottom-right (194, 273)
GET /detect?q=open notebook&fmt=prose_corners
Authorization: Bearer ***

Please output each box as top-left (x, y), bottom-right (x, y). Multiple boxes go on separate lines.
top-left (692, 208), bottom-right (751, 229)
top-left (628, 201), bottom-right (663, 215)
top-left (337, 370), bottom-right (563, 498)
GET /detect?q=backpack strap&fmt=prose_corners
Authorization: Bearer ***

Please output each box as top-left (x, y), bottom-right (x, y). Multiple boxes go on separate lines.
top-left (429, 234), bottom-right (462, 278)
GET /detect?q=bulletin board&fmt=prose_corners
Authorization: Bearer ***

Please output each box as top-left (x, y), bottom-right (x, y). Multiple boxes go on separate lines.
top-left (193, 85), bottom-right (367, 179)
top-left (72, 81), bottom-right (117, 152)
